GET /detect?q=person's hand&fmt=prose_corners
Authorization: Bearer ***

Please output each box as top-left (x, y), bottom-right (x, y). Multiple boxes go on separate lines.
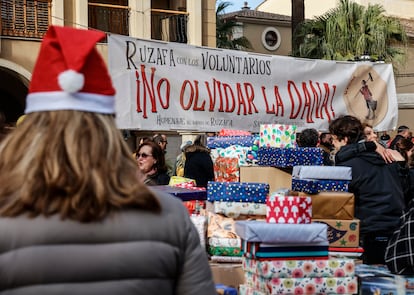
top-left (374, 142), bottom-right (395, 163)
top-left (387, 149), bottom-right (405, 162)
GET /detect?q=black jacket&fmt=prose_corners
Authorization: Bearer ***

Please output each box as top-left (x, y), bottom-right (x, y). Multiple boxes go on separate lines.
top-left (335, 144), bottom-right (405, 235)
top-left (184, 145), bottom-right (214, 187)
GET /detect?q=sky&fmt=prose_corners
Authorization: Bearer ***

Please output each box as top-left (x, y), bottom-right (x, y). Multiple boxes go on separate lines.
top-left (219, 0), bottom-right (264, 12)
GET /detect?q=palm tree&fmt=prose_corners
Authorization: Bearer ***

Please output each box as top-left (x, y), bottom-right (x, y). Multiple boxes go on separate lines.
top-left (292, 0), bottom-right (407, 67)
top-left (216, 1), bottom-right (252, 50)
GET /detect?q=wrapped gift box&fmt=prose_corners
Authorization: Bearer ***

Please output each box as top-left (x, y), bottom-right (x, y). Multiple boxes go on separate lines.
top-left (312, 219), bottom-right (360, 247)
top-left (235, 220), bottom-right (328, 244)
top-left (215, 283), bottom-right (238, 295)
top-left (218, 129), bottom-right (252, 136)
top-left (239, 284), bottom-right (266, 295)
top-left (259, 124), bottom-right (297, 148)
top-left (207, 212), bottom-right (240, 239)
top-left (211, 256), bottom-right (243, 263)
top-left (243, 258), bottom-right (355, 279)
top-left (309, 192), bottom-right (355, 220)
top-left (209, 237), bottom-right (241, 248)
top-left (289, 147), bottom-right (325, 166)
top-left (242, 242), bottom-right (329, 260)
top-left (266, 194), bottom-right (312, 224)
top-left (292, 166), bottom-right (352, 180)
top-left (213, 201), bottom-right (267, 218)
top-left (291, 178), bottom-right (350, 194)
top-left (208, 245), bottom-right (243, 257)
top-left (207, 181), bottom-right (269, 203)
top-left (190, 215), bottom-right (207, 247)
top-left (207, 135), bottom-right (256, 149)
top-left (210, 146), bottom-right (250, 166)
top-left (153, 185), bottom-right (206, 201)
top-left (258, 147), bottom-right (324, 167)
top-left (214, 157), bottom-right (240, 182)
top-left (182, 200), bottom-right (205, 215)
top-left (245, 272), bottom-right (358, 295)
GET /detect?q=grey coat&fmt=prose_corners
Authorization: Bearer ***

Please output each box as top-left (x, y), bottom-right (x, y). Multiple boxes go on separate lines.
top-left (0, 191), bottom-right (216, 295)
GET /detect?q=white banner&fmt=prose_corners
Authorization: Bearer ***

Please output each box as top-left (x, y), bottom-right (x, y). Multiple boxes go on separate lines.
top-left (108, 34), bottom-right (398, 132)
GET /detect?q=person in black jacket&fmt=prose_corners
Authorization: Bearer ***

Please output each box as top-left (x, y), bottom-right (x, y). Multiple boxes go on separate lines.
top-left (329, 115), bottom-right (406, 265)
top-left (184, 134), bottom-right (214, 187)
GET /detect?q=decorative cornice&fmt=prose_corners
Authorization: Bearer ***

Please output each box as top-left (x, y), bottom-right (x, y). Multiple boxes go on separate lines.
top-left (397, 93), bottom-right (414, 108)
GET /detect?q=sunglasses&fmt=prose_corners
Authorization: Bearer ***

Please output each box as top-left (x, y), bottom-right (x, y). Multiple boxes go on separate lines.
top-left (136, 152), bottom-right (153, 159)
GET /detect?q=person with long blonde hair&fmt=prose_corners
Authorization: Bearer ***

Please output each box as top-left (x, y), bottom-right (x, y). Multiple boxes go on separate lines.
top-left (0, 25), bottom-right (215, 295)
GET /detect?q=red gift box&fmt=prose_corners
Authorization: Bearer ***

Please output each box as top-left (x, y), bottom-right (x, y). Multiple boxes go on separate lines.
top-left (266, 194), bottom-right (312, 224)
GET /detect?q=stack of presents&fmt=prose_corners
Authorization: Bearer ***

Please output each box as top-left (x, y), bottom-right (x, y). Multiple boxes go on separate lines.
top-left (154, 124), bottom-right (412, 294)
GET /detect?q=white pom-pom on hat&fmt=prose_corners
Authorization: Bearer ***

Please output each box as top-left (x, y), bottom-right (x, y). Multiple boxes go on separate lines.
top-left (58, 69), bottom-right (85, 93)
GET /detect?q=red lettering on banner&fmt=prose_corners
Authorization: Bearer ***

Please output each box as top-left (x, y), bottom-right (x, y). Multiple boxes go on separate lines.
top-left (288, 80), bottom-right (302, 119)
top-left (135, 65), bottom-right (170, 118)
top-left (261, 86), bottom-right (284, 116)
top-left (236, 83), bottom-right (257, 115)
top-left (180, 80), bottom-right (193, 110)
top-left (288, 80), bottom-right (336, 123)
top-left (309, 81), bottom-right (321, 119)
top-left (193, 80), bottom-right (206, 111)
top-left (135, 71), bottom-right (141, 112)
top-left (205, 79), bottom-right (223, 112)
top-left (245, 83), bottom-right (258, 114)
top-left (330, 85), bottom-right (336, 118)
top-left (236, 83), bottom-right (248, 115)
top-left (301, 82), bottom-right (314, 123)
top-left (223, 83), bottom-right (236, 113)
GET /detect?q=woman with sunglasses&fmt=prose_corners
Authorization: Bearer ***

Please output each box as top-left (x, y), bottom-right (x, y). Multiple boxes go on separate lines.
top-left (135, 140), bottom-right (170, 185)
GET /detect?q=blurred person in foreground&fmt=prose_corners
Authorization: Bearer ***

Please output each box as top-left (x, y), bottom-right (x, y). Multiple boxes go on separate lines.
top-left (0, 25), bottom-right (215, 295)
top-left (135, 140), bottom-right (170, 185)
top-left (329, 115), bottom-right (405, 265)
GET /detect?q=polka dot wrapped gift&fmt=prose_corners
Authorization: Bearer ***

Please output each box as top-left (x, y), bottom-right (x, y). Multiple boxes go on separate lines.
top-left (207, 181), bottom-right (270, 203)
top-left (259, 124), bottom-right (297, 148)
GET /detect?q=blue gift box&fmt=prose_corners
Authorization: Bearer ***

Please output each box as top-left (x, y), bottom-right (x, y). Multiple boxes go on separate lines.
top-left (215, 284), bottom-right (238, 295)
top-left (152, 185), bottom-right (207, 201)
top-left (258, 147), bottom-right (324, 167)
top-left (292, 178), bottom-right (350, 194)
top-left (207, 181), bottom-right (269, 203)
top-left (207, 135), bottom-right (256, 149)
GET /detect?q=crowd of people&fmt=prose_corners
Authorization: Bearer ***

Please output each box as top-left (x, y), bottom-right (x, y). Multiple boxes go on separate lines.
top-left (0, 25), bottom-right (413, 294)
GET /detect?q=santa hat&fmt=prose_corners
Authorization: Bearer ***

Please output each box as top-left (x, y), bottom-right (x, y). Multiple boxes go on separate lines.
top-left (25, 25), bottom-right (115, 114)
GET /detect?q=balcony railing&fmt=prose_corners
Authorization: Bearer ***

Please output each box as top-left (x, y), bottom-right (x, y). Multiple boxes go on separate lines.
top-left (1, 0), bottom-right (51, 38)
top-left (88, 2), bottom-right (129, 36)
top-left (151, 8), bottom-right (188, 43)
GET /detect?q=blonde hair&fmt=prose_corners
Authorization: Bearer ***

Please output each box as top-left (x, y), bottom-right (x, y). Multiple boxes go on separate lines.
top-left (0, 110), bottom-right (160, 222)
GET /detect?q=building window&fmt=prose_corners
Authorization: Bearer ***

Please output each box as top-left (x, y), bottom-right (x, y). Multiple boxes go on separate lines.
top-left (1, 0), bottom-right (51, 38)
top-left (261, 27), bottom-right (281, 51)
top-left (88, 0), bottom-right (129, 37)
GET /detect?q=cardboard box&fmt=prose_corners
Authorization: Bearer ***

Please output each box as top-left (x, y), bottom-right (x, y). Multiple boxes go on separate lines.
top-left (240, 166), bottom-right (292, 194)
top-left (312, 219), bottom-right (360, 247)
top-left (209, 262), bottom-right (245, 288)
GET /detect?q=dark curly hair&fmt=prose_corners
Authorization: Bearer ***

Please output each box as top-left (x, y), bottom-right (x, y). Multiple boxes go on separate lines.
top-left (297, 128), bottom-right (319, 147)
top-left (329, 115), bottom-right (363, 144)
